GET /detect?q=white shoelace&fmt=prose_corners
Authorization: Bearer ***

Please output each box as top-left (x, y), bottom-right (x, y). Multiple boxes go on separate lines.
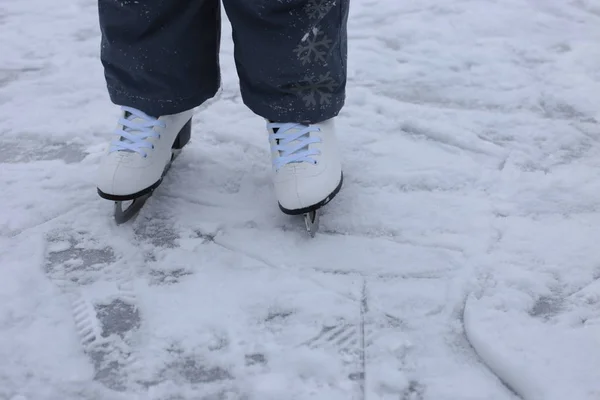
top-left (268, 122), bottom-right (322, 171)
top-left (109, 106), bottom-right (166, 158)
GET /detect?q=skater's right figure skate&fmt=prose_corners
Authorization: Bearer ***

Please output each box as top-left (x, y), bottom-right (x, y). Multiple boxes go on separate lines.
top-left (266, 118), bottom-right (344, 236)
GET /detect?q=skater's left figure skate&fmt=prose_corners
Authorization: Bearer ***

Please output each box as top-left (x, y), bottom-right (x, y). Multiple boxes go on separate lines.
top-left (267, 118), bottom-right (343, 237)
top-left (96, 106), bottom-right (193, 224)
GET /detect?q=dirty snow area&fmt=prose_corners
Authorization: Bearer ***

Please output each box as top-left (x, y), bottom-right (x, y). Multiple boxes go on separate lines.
top-left (1, 0), bottom-right (600, 399)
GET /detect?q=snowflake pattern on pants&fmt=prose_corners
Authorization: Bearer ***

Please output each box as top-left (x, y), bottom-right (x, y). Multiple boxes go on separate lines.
top-left (294, 27), bottom-right (333, 65)
top-left (289, 72), bottom-right (337, 107)
top-left (286, 0), bottom-right (341, 108)
top-left (304, 0), bottom-right (336, 20)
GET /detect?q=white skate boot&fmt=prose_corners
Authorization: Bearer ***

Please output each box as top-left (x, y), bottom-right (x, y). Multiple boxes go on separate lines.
top-left (267, 118), bottom-right (343, 236)
top-left (96, 106), bottom-right (193, 223)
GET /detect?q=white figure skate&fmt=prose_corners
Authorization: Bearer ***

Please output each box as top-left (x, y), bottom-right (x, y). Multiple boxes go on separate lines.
top-left (266, 118), bottom-right (343, 236)
top-left (96, 106), bottom-right (193, 223)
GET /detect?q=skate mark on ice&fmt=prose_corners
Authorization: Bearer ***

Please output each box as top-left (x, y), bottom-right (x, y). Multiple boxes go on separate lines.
top-left (44, 230), bottom-right (142, 391)
top-left (537, 96), bottom-right (592, 121)
top-left (132, 213), bottom-right (181, 268)
top-left (193, 229), bottom-right (217, 244)
top-left (529, 296), bottom-right (564, 320)
top-left (149, 268), bottom-right (193, 285)
top-left (402, 380), bottom-right (425, 400)
top-left (219, 227), bottom-right (461, 283)
top-left (0, 66), bottom-right (45, 88)
top-left (376, 84), bottom-right (596, 125)
top-left (133, 216), bottom-right (180, 249)
top-left (530, 275), bottom-right (600, 326)
top-left (460, 296), bottom-right (525, 400)
top-left (161, 356), bottom-right (233, 384)
top-left (318, 228), bottom-right (466, 256)
top-left (358, 279), bottom-right (367, 399)
top-left (138, 226), bottom-right (208, 286)
top-left (245, 353), bottom-right (267, 366)
top-left (139, 341), bottom-right (235, 392)
top-left (265, 309), bottom-right (294, 323)
top-left (374, 87), bottom-right (518, 116)
top-left (214, 235), bottom-right (417, 332)
top-left (309, 266), bottom-right (453, 281)
top-left (400, 120), bottom-right (504, 158)
top-left (0, 136), bottom-right (86, 164)
top-left (45, 235), bottom-right (116, 283)
top-left (565, 273), bottom-right (600, 325)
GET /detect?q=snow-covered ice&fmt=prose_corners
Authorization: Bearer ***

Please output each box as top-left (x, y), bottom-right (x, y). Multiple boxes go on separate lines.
top-left (1, 0), bottom-right (600, 399)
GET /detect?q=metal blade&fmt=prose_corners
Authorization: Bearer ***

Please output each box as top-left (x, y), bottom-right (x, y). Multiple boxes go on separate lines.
top-left (304, 210), bottom-right (320, 237)
top-left (113, 194), bottom-right (150, 225)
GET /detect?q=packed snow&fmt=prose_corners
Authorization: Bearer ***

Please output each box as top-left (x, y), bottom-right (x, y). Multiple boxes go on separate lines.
top-left (1, 0), bottom-right (600, 399)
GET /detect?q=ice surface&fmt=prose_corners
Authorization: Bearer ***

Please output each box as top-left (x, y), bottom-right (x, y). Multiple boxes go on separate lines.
top-left (1, 0), bottom-right (600, 399)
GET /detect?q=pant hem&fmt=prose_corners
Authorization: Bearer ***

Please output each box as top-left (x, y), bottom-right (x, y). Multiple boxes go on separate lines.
top-left (240, 92), bottom-right (346, 124)
top-left (107, 85), bottom-right (220, 116)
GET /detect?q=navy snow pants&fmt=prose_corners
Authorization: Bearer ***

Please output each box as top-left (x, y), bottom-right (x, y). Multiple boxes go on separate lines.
top-left (98, 0), bottom-right (349, 124)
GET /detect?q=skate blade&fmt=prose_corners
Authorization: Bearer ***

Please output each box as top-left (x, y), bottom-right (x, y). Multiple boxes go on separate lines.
top-left (113, 194), bottom-right (151, 225)
top-left (111, 151), bottom-right (180, 225)
top-left (304, 210), bottom-right (320, 238)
